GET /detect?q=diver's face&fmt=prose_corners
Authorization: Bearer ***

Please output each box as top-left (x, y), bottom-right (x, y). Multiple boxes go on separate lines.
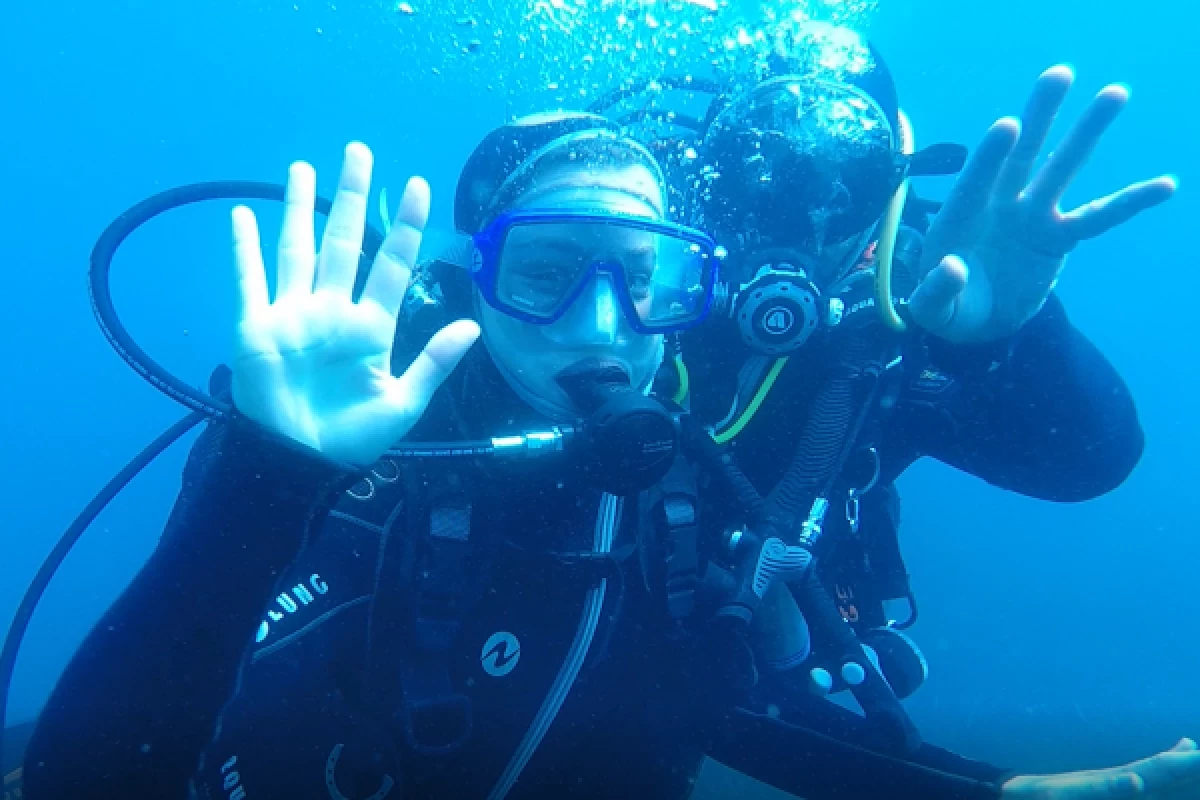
top-left (478, 164), bottom-right (666, 420)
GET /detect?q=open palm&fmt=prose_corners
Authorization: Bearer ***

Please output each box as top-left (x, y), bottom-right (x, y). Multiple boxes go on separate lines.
top-left (230, 142), bottom-right (479, 467)
top-left (909, 66), bottom-right (1177, 344)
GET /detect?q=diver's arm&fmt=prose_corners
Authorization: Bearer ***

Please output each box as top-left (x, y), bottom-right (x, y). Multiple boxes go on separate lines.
top-left (889, 292), bottom-right (1143, 501)
top-left (709, 706), bottom-right (1005, 799)
top-left (23, 417), bottom-right (349, 800)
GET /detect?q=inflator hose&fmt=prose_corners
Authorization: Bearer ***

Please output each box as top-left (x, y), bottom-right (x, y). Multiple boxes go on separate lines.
top-left (791, 569), bottom-right (921, 755)
top-left (764, 333), bottom-right (876, 532)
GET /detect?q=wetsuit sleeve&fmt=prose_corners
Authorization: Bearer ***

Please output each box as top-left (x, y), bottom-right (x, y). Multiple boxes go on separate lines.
top-left (885, 293), bottom-right (1144, 502)
top-left (708, 706), bottom-right (1006, 800)
top-left (23, 416), bottom-right (352, 800)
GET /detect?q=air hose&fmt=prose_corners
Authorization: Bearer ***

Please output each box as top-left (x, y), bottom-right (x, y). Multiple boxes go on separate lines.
top-left (1, 181), bottom-right (362, 771)
top-left (89, 181), bottom-right (385, 418)
top-left (3, 181), bottom-right (465, 774)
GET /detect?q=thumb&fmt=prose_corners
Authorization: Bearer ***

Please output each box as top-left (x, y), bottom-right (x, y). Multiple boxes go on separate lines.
top-left (387, 318), bottom-right (481, 419)
top-left (908, 254), bottom-right (969, 334)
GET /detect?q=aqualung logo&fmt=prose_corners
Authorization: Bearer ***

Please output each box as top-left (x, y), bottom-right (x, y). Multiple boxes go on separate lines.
top-left (762, 305), bottom-right (795, 335)
top-left (219, 755), bottom-right (248, 800)
top-left (255, 573), bottom-right (330, 643)
top-left (481, 631), bottom-right (521, 677)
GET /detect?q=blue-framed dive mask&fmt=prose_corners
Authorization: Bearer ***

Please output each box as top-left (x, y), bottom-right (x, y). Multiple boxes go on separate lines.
top-left (439, 209), bottom-right (723, 335)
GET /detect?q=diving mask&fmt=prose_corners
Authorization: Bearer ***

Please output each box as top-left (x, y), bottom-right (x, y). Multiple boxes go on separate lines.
top-left (438, 209), bottom-right (722, 334)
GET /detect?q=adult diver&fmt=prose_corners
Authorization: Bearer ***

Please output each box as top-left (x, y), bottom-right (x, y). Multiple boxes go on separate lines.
top-left (606, 23), bottom-right (1198, 800)
top-left (9, 113), bottom-right (991, 800)
top-left (14, 111), bottom-right (1200, 800)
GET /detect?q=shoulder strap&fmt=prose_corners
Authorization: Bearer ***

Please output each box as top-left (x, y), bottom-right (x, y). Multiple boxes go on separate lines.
top-left (639, 454), bottom-right (702, 623)
top-left (365, 464), bottom-right (481, 757)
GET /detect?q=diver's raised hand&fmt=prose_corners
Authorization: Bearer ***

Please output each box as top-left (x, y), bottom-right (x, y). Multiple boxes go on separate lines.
top-left (230, 142), bottom-right (480, 467)
top-left (1002, 738), bottom-right (1200, 799)
top-left (908, 65), bottom-right (1177, 344)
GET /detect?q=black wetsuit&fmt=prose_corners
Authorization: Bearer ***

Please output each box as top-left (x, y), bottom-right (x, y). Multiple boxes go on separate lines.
top-left (695, 289), bottom-right (1143, 504)
top-left (21, 347), bottom-right (1018, 800)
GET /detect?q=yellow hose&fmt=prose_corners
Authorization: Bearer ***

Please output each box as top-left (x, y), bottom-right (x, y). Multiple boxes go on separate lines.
top-left (875, 109), bottom-right (915, 333)
top-left (712, 357), bottom-right (789, 444)
top-left (671, 353), bottom-right (690, 406)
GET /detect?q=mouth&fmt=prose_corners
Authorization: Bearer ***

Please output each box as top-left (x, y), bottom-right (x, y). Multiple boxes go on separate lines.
top-left (554, 357), bottom-right (632, 388)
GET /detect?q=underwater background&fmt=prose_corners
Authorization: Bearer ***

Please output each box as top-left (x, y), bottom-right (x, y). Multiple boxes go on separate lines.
top-left (0, 0), bottom-right (1194, 792)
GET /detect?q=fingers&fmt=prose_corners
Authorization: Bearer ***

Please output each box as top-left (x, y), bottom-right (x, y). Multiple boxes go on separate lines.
top-left (994, 65), bottom-right (1075, 198)
top-left (316, 141), bottom-right (373, 295)
top-left (389, 318), bottom-right (481, 416)
top-left (232, 205), bottom-right (269, 321)
top-left (928, 119), bottom-right (1020, 245)
top-left (276, 161), bottom-right (318, 299)
top-left (1024, 82), bottom-right (1130, 211)
top-left (362, 176), bottom-right (432, 320)
top-left (907, 255), bottom-right (968, 334)
top-left (1062, 175), bottom-right (1178, 241)
top-left (1132, 742), bottom-right (1200, 788)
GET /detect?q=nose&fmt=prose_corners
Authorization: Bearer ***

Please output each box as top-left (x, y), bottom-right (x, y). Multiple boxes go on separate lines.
top-left (551, 273), bottom-right (619, 346)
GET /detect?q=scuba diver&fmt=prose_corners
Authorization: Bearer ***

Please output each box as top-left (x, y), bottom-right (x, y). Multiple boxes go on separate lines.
top-left (12, 112), bottom-right (1008, 800)
top-left (12, 109), bottom-right (1198, 800)
top-left (591, 23), bottom-right (1197, 800)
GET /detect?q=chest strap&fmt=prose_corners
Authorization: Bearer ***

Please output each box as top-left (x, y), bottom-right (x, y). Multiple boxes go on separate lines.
top-left (365, 466), bottom-right (480, 757)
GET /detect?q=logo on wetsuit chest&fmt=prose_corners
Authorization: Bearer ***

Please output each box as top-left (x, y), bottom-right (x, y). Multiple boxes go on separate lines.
top-left (480, 631), bottom-right (521, 677)
top-left (254, 573), bottom-right (330, 643)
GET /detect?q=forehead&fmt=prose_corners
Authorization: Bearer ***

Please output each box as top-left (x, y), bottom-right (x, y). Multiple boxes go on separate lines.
top-left (514, 162), bottom-right (665, 217)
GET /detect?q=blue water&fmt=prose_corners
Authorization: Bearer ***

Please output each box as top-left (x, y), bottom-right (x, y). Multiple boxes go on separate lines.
top-left (1, 0), bottom-right (1194, 787)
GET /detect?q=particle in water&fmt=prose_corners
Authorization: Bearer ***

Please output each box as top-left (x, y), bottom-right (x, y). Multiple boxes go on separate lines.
top-left (396, 2), bottom-right (415, 14)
